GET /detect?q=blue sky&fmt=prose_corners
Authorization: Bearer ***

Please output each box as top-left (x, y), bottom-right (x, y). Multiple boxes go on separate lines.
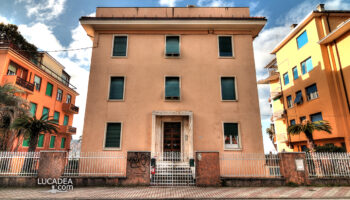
top-left (1, 0), bottom-right (350, 153)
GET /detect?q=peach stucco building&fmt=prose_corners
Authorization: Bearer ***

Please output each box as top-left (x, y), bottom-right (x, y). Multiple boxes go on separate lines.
top-left (259, 5), bottom-right (350, 152)
top-left (80, 7), bottom-right (266, 158)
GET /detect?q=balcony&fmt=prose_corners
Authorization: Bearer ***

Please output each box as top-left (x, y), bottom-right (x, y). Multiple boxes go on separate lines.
top-left (62, 103), bottom-right (79, 114)
top-left (270, 87), bottom-right (282, 100)
top-left (273, 110), bottom-right (287, 120)
top-left (58, 125), bottom-right (77, 134)
top-left (2, 75), bottom-right (34, 92)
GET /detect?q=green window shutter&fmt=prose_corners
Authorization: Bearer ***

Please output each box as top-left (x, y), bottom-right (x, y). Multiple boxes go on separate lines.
top-left (221, 77), bottom-right (236, 100)
top-left (22, 137), bottom-right (29, 147)
top-left (37, 134), bottom-right (45, 147)
top-left (61, 137), bottom-right (66, 148)
top-left (30, 102), bottom-right (37, 117)
top-left (166, 36), bottom-right (180, 55)
top-left (105, 123), bottom-right (121, 148)
top-left (42, 107), bottom-right (49, 120)
top-left (165, 77), bottom-right (180, 99)
top-left (219, 36), bottom-right (233, 57)
top-left (63, 115), bottom-right (69, 126)
top-left (109, 77), bottom-right (124, 100)
top-left (113, 36), bottom-right (127, 56)
top-left (45, 82), bottom-right (53, 96)
top-left (54, 111), bottom-right (60, 124)
top-left (49, 136), bottom-right (56, 148)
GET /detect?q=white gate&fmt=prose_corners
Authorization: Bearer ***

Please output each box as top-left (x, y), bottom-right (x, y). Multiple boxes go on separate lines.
top-left (151, 152), bottom-right (195, 186)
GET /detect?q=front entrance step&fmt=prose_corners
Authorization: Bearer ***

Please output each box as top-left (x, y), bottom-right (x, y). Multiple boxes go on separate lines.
top-left (151, 161), bottom-right (195, 186)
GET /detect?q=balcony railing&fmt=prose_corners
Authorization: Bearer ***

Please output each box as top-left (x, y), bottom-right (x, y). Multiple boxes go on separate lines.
top-left (62, 103), bottom-right (79, 114)
top-left (2, 75), bottom-right (34, 92)
top-left (273, 110), bottom-right (287, 120)
top-left (1, 43), bottom-right (77, 90)
top-left (59, 125), bottom-right (77, 134)
top-left (15, 76), bottom-right (34, 92)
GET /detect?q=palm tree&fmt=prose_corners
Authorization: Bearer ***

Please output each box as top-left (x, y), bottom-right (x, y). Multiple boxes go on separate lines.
top-left (0, 84), bottom-right (29, 151)
top-left (287, 120), bottom-right (332, 152)
top-left (11, 115), bottom-right (58, 152)
top-left (266, 124), bottom-right (277, 150)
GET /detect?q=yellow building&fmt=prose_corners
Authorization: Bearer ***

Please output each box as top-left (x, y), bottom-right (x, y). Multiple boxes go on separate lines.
top-left (259, 4), bottom-right (350, 152)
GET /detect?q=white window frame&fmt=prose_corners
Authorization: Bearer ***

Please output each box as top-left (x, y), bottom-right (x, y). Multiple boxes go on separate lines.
top-left (220, 76), bottom-right (238, 102)
top-left (217, 35), bottom-right (235, 58)
top-left (34, 75), bottom-right (42, 91)
top-left (111, 34), bottom-right (128, 58)
top-left (56, 88), bottom-right (63, 101)
top-left (103, 122), bottom-right (123, 151)
top-left (66, 94), bottom-right (72, 104)
top-left (107, 75), bottom-right (126, 101)
top-left (164, 35), bottom-right (181, 58)
top-left (222, 122), bottom-right (242, 150)
top-left (164, 76), bottom-right (181, 101)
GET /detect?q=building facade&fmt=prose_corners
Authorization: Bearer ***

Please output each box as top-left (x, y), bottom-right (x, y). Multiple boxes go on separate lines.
top-left (80, 7), bottom-right (266, 158)
top-left (259, 4), bottom-right (350, 152)
top-left (0, 44), bottom-right (79, 151)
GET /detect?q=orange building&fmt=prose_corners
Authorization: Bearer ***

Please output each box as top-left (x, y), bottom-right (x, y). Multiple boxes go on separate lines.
top-left (0, 43), bottom-right (79, 152)
top-left (259, 4), bottom-right (350, 152)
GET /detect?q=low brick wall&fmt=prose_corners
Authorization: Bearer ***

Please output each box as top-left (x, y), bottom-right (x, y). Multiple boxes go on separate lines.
top-left (309, 178), bottom-right (350, 186)
top-left (221, 177), bottom-right (286, 187)
top-left (0, 177), bottom-right (127, 187)
top-left (0, 177), bottom-right (37, 187)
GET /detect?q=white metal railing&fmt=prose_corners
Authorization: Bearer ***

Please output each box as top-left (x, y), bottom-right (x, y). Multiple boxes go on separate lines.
top-left (307, 92), bottom-right (319, 101)
top-left (220, 153), bottom-right (281, 178)
top-left (151, 152), bottom-right (195, 186)
top-left (63, 152), bottom-right (126, 177)
top-left (0, 152), bottom-right (40, 177)
top-left (306, 152), bottom-right (350, 178)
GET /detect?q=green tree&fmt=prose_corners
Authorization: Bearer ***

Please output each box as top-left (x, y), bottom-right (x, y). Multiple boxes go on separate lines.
top-left (287, 120), bottom-right (332, 152)
top-left (0, 84), bottom-right (29, 151)
top-left (0, 23), bottom-right (39, 61)
top-left (11, 115), bottom-right (58, 152)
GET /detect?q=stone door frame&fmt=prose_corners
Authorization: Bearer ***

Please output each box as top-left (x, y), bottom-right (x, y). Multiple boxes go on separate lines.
top-left (151, 111), bottom-right (194, 159)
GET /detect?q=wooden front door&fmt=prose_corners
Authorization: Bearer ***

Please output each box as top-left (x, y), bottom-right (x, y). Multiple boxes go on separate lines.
top-left (163, 122), bottom-right (181, 152)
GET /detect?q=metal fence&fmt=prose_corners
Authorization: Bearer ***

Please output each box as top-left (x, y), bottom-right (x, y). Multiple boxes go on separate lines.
top-left (306, 152), bottom-right (350, 178)
top-left (220, 153), bottom-right (281, 178)
top-left (63, 152), bottom-right (127, 177)
top-left (0, 152), bottom-right (40, 177)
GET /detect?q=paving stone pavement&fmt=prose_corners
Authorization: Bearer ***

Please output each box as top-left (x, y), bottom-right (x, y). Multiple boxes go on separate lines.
top-left (1, 186), bottom-right (350, 199)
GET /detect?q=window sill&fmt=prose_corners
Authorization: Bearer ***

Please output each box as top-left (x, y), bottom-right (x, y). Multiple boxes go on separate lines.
top-left (307, 97), bottom-right (319, 102)
top-left (224, 148), bottom-right (242, 151)
top-left (103, 147), bottom-right (122, 151)
top-left (218, 56), bottom-right (235, 59)
top-left (111, 56), bottom-right (128, 59)
top-left (108, 99), bottom-right (125, 102)
top-left (221, 99), bottom-right (238, 102)
top-left (164, 99), bottom-right (181, 102)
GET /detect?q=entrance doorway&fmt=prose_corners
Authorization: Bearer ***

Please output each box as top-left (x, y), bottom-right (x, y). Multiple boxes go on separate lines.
top-left (163, 122), bottom-right (181, 152)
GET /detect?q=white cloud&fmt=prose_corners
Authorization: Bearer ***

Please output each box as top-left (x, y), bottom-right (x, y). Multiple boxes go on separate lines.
top-left (18, 23), bottom-right (63, 52)
top-left (17, 19), bottom-right (92, 140)
top-left (159, 0), bottom-right (179, 7)
top-left (16, 0), bottom-right (66, 21)
top-left (197, 0), bottom-right (234, 7)
top-left (0, 15), bottom-right (11, 24)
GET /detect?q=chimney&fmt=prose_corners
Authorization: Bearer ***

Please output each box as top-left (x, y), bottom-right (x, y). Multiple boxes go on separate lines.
top-left (317, 4), bottom-right (325, 11)
top-left (290, 24), bottom-right (298, 30)
top-left (187, 5), bottom-right (196, 8)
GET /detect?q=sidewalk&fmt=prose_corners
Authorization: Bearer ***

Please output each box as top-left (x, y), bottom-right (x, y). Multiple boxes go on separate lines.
top-left (1, 186), bottom-right (350, 199)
